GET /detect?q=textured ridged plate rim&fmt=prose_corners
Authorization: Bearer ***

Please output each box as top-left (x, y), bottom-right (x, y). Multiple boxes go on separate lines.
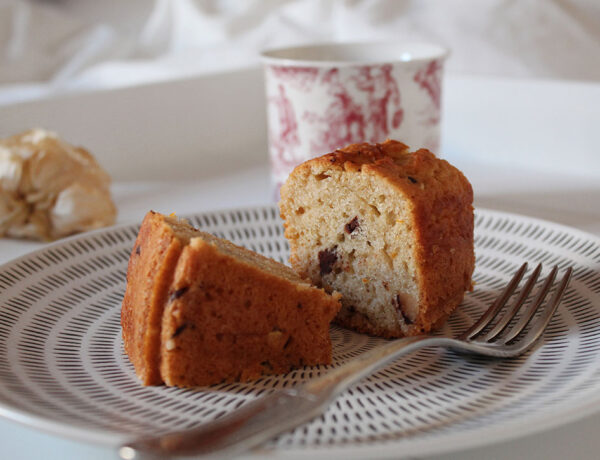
top-left (0, 206), bottom-right (597, 459)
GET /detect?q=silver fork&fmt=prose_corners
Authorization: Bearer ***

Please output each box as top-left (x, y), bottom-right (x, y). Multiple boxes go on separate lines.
top-left (119, 263), bottom-right (573, 460)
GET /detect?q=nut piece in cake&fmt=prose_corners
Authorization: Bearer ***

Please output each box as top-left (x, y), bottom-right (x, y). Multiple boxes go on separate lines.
top-left (121, 211), bottom-right (341, 387)
top-left (279, 140), bottom-right (474, 338)
top-left (0, 129), bottom-right (116, 240)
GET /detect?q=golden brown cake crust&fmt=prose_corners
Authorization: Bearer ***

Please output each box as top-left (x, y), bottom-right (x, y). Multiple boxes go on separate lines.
top-left (121, 211), bottom-right (341, 387)
top-left (121, 211), bottom-right (183, 385)
top-left (280, 140), bottom-right (475, 338)
top-left (160, 238), bottom-right (340, 386)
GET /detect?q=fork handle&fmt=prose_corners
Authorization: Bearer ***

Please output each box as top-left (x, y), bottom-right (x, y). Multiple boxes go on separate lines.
top-left (119, 335), bottom-right (445, 460)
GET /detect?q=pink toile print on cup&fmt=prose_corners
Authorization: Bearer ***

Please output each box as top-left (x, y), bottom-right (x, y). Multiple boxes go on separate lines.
top-left (261, 42), bottom-right (449, 199)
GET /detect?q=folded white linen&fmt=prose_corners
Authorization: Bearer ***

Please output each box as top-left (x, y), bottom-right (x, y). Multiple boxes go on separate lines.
top-left (0, 0), bottom-right (598, 105)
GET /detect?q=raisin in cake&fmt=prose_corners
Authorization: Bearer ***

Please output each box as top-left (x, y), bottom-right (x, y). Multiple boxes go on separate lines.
top-left (121, 211), bottom-right (341, 387)
top-left (279, 140), bottom-right (474, 338)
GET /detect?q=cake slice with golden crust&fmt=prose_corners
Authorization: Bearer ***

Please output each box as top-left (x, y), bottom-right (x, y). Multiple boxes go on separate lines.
top-left (121, 211), bottom-right (341, 387)
top-left (279, 140), bottom-right (474, 338)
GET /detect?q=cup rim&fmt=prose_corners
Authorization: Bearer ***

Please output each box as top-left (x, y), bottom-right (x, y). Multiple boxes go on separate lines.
top-left (260, 41), bottom-right (449, 67)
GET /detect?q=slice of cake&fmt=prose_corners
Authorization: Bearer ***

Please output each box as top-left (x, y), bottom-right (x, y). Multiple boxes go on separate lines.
top-left (279, 140), bottom-right (474, 338)
top-left (121, 211), bottom-right (341, 387)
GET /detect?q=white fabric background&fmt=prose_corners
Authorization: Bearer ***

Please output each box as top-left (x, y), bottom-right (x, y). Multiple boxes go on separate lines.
top-left (0, 0), bottom-right (599, 105)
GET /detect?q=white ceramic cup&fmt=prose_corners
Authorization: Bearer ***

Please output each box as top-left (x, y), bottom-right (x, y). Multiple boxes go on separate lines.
top-left (261, 41), bottom-right (449, 199)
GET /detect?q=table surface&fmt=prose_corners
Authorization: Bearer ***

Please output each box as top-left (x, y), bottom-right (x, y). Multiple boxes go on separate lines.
top-left (0, 161), bottom-right (599, 460)
top-left (0, 72), bottom-right (598, 459)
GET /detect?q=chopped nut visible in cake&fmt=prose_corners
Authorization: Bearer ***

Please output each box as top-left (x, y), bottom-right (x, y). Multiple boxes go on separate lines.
top-left (279, 139), bottom-right (475, 339)
top-left (393, 294), bottom-right (413, 325)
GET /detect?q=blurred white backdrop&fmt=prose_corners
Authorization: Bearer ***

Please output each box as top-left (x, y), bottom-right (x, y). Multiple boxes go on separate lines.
top-left (1, 0), bottom-right (599, 105)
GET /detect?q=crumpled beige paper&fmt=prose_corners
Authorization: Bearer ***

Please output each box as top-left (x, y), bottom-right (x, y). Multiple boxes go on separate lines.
top-left (0, 129), bottom-right (116, 240)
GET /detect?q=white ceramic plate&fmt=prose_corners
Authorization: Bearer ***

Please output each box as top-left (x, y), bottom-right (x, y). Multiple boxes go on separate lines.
top-left (0, 206), bottom-right (598, 459)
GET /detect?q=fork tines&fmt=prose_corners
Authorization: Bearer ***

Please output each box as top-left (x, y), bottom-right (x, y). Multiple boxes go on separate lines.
top-left (463, 263), bottom-right (573, 348)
